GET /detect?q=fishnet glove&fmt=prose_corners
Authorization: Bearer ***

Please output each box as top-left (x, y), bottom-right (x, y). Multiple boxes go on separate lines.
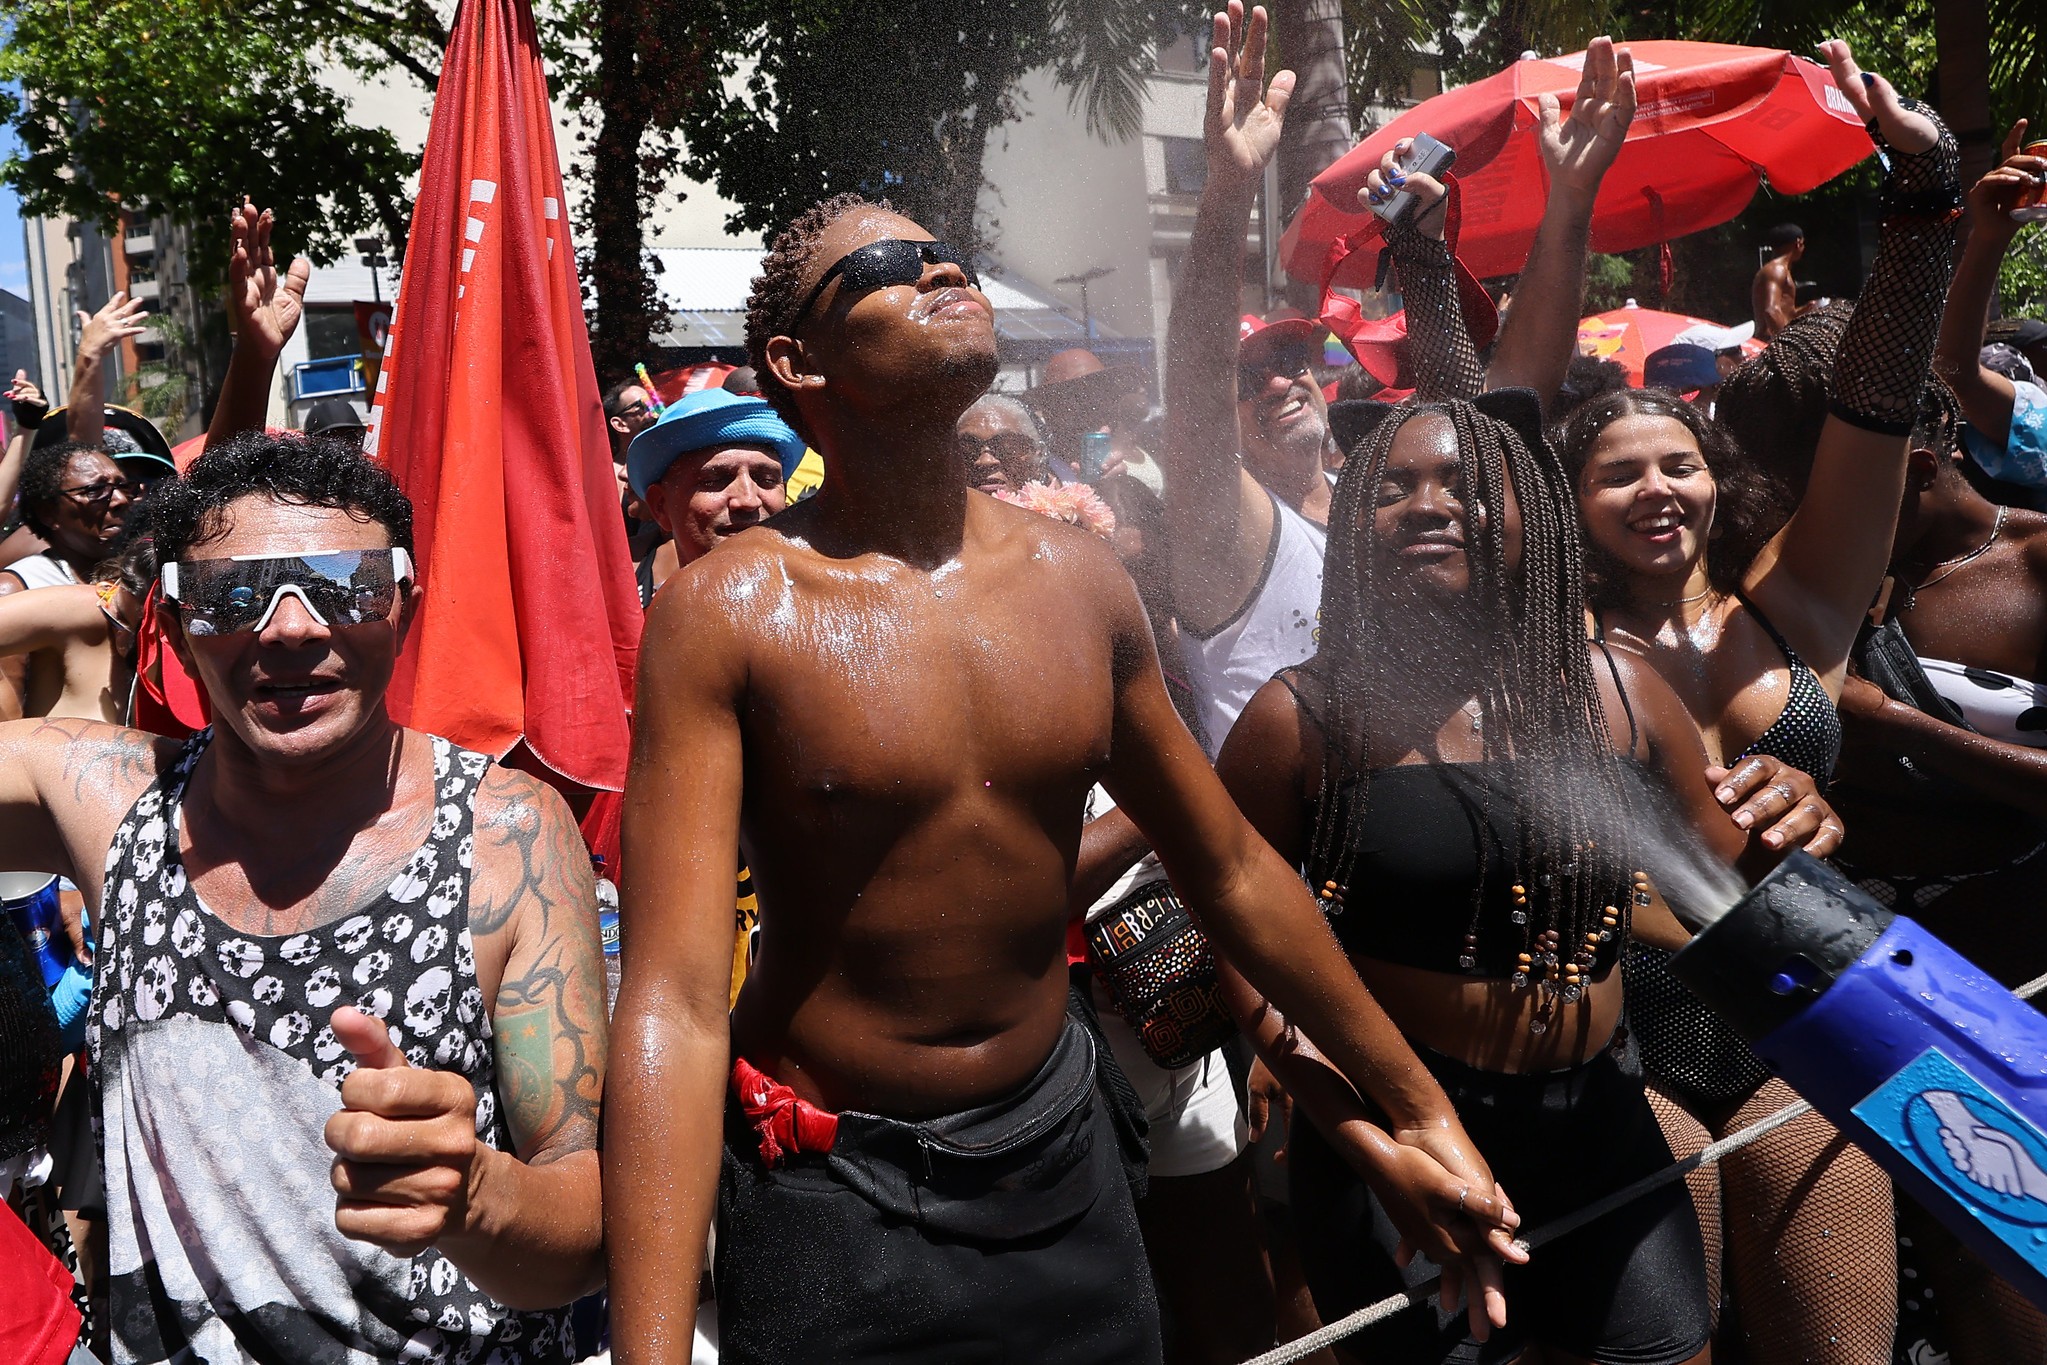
top-left (1829, 100), bottom-right (1962, 434)
top-left (1384, 216), bottom-right (1483, 401)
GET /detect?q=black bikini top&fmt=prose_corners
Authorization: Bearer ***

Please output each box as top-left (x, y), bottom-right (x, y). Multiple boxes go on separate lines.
top-left (1729, 589), bottom-right (1842, 783)
top-left (1279, 671), bottom-right (1634, 981)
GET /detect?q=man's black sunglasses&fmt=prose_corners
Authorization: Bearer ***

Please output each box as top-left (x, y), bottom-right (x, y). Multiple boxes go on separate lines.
top-left (1237, 340), bottom-right (1320, 401)
top-left (788, 239), bottom-right (979, 331)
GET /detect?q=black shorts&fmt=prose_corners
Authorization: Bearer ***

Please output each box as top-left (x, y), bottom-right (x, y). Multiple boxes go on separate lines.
top-left (1288, 1025), bottom-right (1710, 1365)
top-left (714, 1015), bottom-right (1163, 1365)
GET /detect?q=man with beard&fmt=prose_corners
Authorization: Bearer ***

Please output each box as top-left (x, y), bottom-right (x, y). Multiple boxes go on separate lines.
top-left (602, 33), bottom-right (1527, 1355)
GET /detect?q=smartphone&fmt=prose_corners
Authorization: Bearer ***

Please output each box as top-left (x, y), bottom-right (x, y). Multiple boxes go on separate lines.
top-left (1370, 133), bottom-right (1457, 226)
top-left (1079, 431), bottom-right (1112, 483)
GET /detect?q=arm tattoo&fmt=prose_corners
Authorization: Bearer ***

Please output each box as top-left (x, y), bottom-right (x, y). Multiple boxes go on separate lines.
top-left (473, 770), bottom-right (605, 1163)
top-left (38, 717), bottom-right (162, 806)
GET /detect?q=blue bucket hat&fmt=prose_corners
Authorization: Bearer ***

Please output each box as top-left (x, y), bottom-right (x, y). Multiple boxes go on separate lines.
top-left (626, 389), bottom-right (809, 498)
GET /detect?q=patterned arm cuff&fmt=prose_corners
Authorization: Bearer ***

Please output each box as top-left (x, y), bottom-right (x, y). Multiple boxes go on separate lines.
top-left (1829, 102), bottom-right (1963, 435)
top-left (1384, 217), bottom-right (1483, 402)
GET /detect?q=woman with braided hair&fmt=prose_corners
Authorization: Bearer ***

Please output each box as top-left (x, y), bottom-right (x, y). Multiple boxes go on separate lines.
top-left (1214, 389), bottom-right (1838, 1365)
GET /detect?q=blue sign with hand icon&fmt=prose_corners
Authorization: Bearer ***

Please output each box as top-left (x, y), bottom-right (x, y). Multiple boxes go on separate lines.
top-left (1857, 1048), bottom-right (2047, 1273)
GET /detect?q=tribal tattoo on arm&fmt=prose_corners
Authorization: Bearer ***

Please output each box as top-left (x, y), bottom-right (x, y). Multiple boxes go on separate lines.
top-left (0, 717), bottom-right (173, 899)
top-left (470, 768), bottom-right (607, 1166)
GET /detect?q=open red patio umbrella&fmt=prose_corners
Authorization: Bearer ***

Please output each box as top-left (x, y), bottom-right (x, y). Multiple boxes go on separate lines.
top-left (1284, 41), bottom-right (1873, 283)
top-left (1578, 304), bottom-right (1763, 384)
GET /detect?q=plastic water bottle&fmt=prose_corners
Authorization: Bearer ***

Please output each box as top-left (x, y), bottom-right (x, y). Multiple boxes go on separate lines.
top-left (593, 856), bottom-right (621, 1013)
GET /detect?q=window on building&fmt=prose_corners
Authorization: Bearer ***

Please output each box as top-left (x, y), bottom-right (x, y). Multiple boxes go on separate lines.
top-left (1409, 63), bottom-right (1442, 103)
top-left (1163, 137), bottom-right (1207, 196)
top-left (304, 306), bottom-right (361, 361)
top-left (1155, 34), bottom-right (1203, 74)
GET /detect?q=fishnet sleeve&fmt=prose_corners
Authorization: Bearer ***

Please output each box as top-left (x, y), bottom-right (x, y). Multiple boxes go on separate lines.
top-left (1829, 101), bottom-right (1963, 434)
top-left (1384, 216), bottom-right (1483, 402)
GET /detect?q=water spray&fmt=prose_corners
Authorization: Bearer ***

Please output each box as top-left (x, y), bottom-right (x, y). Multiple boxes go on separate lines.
top-left (1669, 852), bottom-right (2047, 1307)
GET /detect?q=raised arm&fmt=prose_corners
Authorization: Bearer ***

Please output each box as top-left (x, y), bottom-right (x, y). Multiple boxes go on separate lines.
top-left (1162, 3), bottom-right (1293, 631)
top-left (1361, 148), bottom-right (1482, 402)
top-left (65, 292), bottom-right (148, 446)
top-left (1934, 125), bottom-right (2043, 448)
top-left (605, 569), bottom-right (750, 1365)
top-left (1751, 42), bottom-right (1960, 679)
top-left (0, 373), bottom-right (47, 518)
top-left (206, 200), bottom-right (311, 452)
top-left (1484, 37), bottom-right (1635, 412)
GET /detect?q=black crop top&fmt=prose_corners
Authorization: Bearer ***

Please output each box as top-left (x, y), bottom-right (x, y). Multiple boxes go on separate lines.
top-left (1311, 762), bottom-right (1625, 980)
top-left (1279, 663), bottom-right (1641, 982)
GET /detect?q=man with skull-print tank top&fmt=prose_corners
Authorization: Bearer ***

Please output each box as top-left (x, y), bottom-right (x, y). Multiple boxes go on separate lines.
top-left (0, 431), bottom-right (608, 1363)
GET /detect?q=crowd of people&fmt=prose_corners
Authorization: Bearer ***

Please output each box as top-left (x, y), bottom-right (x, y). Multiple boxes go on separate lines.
top-left (1, 7), bottom-right (2045, 1364)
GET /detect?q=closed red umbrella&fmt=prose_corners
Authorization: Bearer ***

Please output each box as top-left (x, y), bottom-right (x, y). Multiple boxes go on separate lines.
top-left (1285, 41), bottom-right (1872, 283)
top-left (1578, 304), bottom-right (1763, 384)
top-left (366, 0), bottom-right (641, 816)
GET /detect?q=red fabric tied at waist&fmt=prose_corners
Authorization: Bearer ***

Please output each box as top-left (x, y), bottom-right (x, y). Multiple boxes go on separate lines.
top-left (732, 1057), bottom-right (840, 1167)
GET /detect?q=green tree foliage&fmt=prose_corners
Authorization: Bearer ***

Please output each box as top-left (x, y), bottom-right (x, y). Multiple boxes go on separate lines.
top-left (0, 0), bottom-right (1209, 376)
top-left (2000, 229), bottom-right (2047, 320)
top-left (0, 0), bottom-right (436, 265)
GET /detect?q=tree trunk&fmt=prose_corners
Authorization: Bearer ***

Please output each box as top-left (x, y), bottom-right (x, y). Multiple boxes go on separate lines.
top-left (588, 0), bottom-right (662, 386)
top-left (1272, 0), bottom-right (1351, 308)
top-left (1934, 0), bottom-right (1995, 230)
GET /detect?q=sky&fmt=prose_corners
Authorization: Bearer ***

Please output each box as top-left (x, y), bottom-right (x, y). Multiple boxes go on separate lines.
top-left (0, 99), bottom-right (26, 298)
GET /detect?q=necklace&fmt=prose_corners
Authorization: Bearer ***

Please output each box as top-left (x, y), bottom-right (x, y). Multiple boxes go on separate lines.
top-left (1903, 506), bottom-right (2007, 611)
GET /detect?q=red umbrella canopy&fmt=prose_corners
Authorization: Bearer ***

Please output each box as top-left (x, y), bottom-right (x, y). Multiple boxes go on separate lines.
top-left (1578, 304), bottom-right (1763, 384)
top-left (1285, 42), bottom-right (1873, 283)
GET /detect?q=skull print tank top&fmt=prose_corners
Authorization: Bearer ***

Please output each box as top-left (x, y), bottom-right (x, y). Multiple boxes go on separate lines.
top-left (87, 730), bottom-right (574, 1364)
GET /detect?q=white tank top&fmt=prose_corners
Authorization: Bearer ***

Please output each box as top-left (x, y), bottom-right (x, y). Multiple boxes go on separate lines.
top-left (1182, 490), bottom-right (1326, 757)
top-left (2, 553), bottom-right (79, 591)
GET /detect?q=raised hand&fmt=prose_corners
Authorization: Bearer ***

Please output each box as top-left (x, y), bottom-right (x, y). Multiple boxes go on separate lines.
top-left (1361, 139), bottom-right (1451, 240)
top-left (7, 370), bottom-right (47, 430)
top-left (227, 198), bottom-right (312, 357)
top-left (1966, 121), bottom-right (2047, 238)
top-left (1537, 36), bottom-right (1636, 198)
top-left (1820, 39), bottom-right (1938, 155)
top-left (324, 1005), bottom-right (483, 1257)
top-left (75, 292), bottom-right (148, 365)
top-left (1203, 1), bottom-right (1295, 190)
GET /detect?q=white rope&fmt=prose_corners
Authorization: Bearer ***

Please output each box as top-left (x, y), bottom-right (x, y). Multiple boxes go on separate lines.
top-left (1239, 973), bottom-right (2047, 1365)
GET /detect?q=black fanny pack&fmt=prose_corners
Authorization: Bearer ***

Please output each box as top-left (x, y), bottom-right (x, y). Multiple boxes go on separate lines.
top-left (1084, 877), bottom-right (1237, 1070)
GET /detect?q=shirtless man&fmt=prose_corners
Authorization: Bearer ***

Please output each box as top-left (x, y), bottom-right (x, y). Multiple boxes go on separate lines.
top-left (605, 47), bottom-right (1522, 1363)
top-left (1752, 222), bottom-right (1806, 341)
top-left (0, 542), bottom-right (147, 724)
top-left (0, 432), bottom-right (605, 1363)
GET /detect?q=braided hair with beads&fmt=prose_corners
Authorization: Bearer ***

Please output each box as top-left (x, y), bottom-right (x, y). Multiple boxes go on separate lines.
top-left (1308, 395), bottom-right (1635, 1021)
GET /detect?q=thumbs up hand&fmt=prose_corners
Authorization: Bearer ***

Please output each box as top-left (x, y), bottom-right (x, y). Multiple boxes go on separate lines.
top-left (324, 1005), bottom-right (485, 1257)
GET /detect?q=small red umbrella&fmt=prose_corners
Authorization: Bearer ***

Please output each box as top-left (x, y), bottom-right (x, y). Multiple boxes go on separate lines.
top-left (1285, 41), bottom-right (1872, 283)
top-left (1578, 304), bottom-right (1763, 385)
